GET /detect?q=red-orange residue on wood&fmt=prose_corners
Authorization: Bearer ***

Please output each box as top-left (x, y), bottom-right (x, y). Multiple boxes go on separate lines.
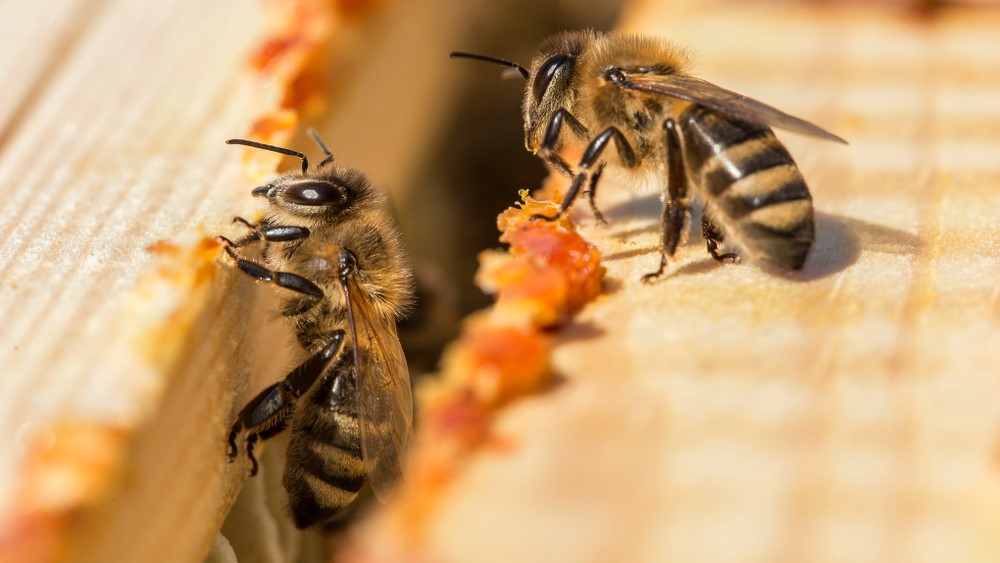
top-left (378, 388), bottom-right (490, 549)
top-left (136, 235), bottom-right (223, 368)
top-left (241, 0), bottom-right (338, 158)
top-left (482, 192), bottom-right (604, 325)
top-left (145, 239), bottom-right (181, 257)
top-left (249, 34), bottom-right (309, 73)
top-left (479, 255), bottom-right (568, 327)
top-left (249, 0), bottom-right (332, 81)
top-left (234, 110), bottom-right (300, 181)
top-left (423, 388), bottom-right (492, 451)
top-left (195, 237), bottom-right (225, 284)
top-left (351, 192), bottom-right (604, 554)
top-left (248, 110), bottom-right (299, 145)
top-left (503, 222), bottom-right (603, 315)
top-left (397, 318), bottom-right (549, 521)
top-left (145, 236), bottom-right (222, 288)
top-left (441, 318), bottom-right (551, 407)
top-left (0, 423), bottom-right (128, 563)
top-left (283, 64), bottom-right (327, 118)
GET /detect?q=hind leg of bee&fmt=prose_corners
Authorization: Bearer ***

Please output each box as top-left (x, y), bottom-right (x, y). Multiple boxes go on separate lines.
top-left (642, 119), bottom-right (689, 283)
top-left (228, 383), bottom-right (292, 476)
top-left (228, 331), bottom-right (347, 476)
top-left (701, 213), bottom-right (740, 264)
top-left (641, 196), bottom-right (687, 283)
top-left (221, 244), bottom-right (324, 300)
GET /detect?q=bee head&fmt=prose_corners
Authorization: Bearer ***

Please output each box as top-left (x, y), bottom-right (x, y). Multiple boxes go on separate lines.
top-left (253, 174), bottom-right (358, 218)
top-left (227, 134), bottom-right (376, 220)
top-left (255, 165), bottom-right (382, 224)
top-left (448, 34), bottom-right (590, 153)
top-left (522, 31), bottom-right (595, 152)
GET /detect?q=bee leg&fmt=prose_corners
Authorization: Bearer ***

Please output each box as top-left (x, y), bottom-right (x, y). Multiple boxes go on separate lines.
top-left (534, 173), bottom-right (586, 222)
top-left (532, 109), bottom-right (589, 221)
top-left (534, 126), bottom-right (637, 223)
top-left (245, 434), bottom-right (261, 476)
top-left (579, 127), bottom-right (639, 169)
top-left (585, 164), bottom-right (608, 225)
top-left (701, 213), bottom-right (739, 264)
top-left (227, 381), bottom-right (291, 476)
top-left (538, 108), bottom-right (589, 178)
top-left (642, 119), bottom-right (688, 283)
top-left (227, 420), bottom-right (243, 460)
top-left (227, 217), bottom-right (310, 248)
top-left (221, 245), bottom-right (324, 299)
top-left (225, 217), bottom-right (263, 248)
top-left (572, 127), bottom-right (637, 219)
top-left (259, 225), bottom-right (310, 242)
top-left (227, 332), bottom-right (347, 476)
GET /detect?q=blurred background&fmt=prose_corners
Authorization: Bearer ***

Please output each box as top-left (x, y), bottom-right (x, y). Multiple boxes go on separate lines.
top-left (302, 0), bottom-right (623, 372)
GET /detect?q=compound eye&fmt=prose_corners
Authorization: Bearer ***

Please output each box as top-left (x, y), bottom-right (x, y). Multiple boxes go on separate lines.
top-left (532, 54), bottom-right (573, 103)
top-left (283, 180), bottom-right (348, 206)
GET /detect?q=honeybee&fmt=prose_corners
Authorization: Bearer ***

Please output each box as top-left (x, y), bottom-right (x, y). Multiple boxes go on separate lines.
top-left (221, 132), bottom-right (414, 528)
top-left (451, 30), bottom-right (846, 279)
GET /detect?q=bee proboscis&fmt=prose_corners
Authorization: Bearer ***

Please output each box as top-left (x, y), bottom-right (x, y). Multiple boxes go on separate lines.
top-left (451, 30), bottom-right (846, 279)
top-left (221, 131), bottom-right (414, 528)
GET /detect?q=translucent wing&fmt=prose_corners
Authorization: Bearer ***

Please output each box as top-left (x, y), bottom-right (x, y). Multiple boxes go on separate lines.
top-left (619, 73), bottom-right (847, 144)
top-left (341, 268), bottom-right (412, 503)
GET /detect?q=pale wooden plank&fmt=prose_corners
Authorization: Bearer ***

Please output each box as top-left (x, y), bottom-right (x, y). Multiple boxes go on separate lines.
top-left (0, 0), bottom-right (283, 560)
top-left (0, 0), bottom-right (93, 139)
top-left (345, 3), bottom-right (1000, 562)
top-left (0, 0), bottom-right (442, 557)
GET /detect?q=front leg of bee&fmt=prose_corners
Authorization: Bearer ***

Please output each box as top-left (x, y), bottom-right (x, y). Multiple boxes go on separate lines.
top-left (535, 126), bottom-right (638, 224)
top-left (220, 243), bottom-right (324, 304)
top-left (538, 108), bottom-right (589, 178)
top-left (642, 119), bottom-right (688, 283)
top-left (228, 331), bottom-right (347, 475)
top-left (585, 163), bottom-right (607, 224)
top-left (576, 127), bottom-right (639, 224)
top-left (226, 216), bottom-right (311, 248)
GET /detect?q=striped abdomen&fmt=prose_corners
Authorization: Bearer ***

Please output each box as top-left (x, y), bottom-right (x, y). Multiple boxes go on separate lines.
top-left (680, 105), bottom-right (814, 270)
top-left (282, 367), bottom-right (365, 529)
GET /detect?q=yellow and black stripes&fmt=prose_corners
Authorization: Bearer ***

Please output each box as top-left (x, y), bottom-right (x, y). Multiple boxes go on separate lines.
top-left (679, 105), bottom-right (814, 270)
top-left (283, 362), bottom-right (366, 529)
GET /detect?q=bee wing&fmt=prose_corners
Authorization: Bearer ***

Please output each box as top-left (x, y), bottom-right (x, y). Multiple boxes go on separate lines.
top-left (620, 73), bottom-right (847, 144)
top-left (341, 270), bottom-right (412, 503)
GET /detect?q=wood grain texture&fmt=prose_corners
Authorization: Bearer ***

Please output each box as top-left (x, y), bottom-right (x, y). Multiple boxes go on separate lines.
top-left (4, 1), bottom-right (1000, 561)
top-left (0, 1), bottom-right (300, 561)
top-left (345, 3), bottom-right (1000, 563)
top-left (0, 0), bottom-right (485, 560)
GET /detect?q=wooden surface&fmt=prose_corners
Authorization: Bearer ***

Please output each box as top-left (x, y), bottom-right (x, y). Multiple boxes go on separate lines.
top-left (344, 2), bottom-right (1000, 563)
top-left (0, 1), bottom-right (301, 561)
top-left (0, 0), bottom-right (501, 561)
top-left (4, 1), bottom-right (1000, 562)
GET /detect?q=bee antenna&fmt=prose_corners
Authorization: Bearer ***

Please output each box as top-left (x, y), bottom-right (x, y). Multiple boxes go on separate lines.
top-left (449, 51), bottom-right (529, 80)
top-left (226, 138), bottom-right (310, 173)
top-left (307, 129), bottom-right (335, 168)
